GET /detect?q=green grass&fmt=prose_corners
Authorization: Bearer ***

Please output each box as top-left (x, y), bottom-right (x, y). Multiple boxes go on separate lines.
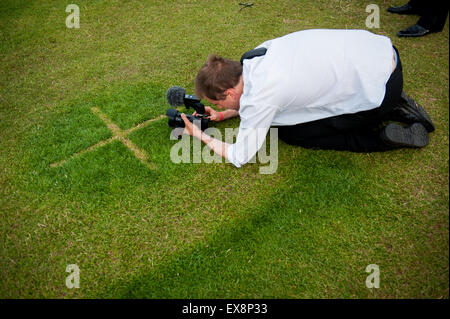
top-left (0, 0), bottom-right (448, 298)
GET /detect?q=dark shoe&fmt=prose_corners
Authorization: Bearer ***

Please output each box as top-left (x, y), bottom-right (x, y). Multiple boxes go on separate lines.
top-left (380, 123), bottom-right (429, 148)
top-left (389, 92), bottom-right (435, 132)
top-left (397, 24), bottom-right (430, 37)
top-left (387, 4), bottom-right (418, 15)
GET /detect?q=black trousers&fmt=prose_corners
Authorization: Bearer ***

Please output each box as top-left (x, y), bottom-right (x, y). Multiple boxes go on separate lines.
top-left (278, 47), bottom-right (403, 153)
top-left (409, 0), bottom-right (449, 32)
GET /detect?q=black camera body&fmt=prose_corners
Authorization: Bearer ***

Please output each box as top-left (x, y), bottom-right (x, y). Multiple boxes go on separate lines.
top-left (166, 108), bottom-right (209, 131)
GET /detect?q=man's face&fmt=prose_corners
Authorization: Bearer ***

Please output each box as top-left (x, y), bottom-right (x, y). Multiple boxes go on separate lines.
top-left (205, 95), bottom-right (239, 110)
top-left (205, 90), bottom-right (240, 111)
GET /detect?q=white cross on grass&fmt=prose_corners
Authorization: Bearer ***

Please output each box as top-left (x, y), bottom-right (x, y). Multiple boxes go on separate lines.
top-left (50, 107), bottom-right (167, 169)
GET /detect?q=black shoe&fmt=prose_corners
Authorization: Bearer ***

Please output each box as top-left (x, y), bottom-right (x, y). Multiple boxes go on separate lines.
top-left (397, 24), bottom-right (430, 37)
top-left (388, 92), bottom-right (435, 132)
top-left (380, 123), bottom-right (429, 148)
top-left (387, 4), bottom-right (418, 15)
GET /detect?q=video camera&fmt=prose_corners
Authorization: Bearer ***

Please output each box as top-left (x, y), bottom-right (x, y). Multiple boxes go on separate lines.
top-left (166, 86), bottom-right (210, 131)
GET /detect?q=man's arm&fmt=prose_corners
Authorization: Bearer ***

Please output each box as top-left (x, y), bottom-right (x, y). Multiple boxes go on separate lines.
top-left (181, 113), bottom-right (231, 159)
top-left (197, 129), bottom-right (230, 158)
top-left (194, 107), bottom-right (239, 122)
top-left (218, 109), bottom-right (239, 121)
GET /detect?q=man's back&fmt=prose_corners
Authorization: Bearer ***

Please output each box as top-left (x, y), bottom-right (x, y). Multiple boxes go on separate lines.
top-left (240, 29), bottom-right (394, 126)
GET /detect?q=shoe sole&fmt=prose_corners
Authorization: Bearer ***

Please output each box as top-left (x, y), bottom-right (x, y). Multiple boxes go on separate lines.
top-left (388, 11), bottom-right (419, 15)
top-left (399, 92), bottom-right (435, 132)
top-left (397, 30), bottom-right (430, 37)
top-left (387, 7), bottom-right (418, 15)
top-left (382, 123), bottom-right (429, 148)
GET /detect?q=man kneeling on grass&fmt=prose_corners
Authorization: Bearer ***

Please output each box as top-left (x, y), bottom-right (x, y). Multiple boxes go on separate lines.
top-left (181, 29), bottom-right (435, 168)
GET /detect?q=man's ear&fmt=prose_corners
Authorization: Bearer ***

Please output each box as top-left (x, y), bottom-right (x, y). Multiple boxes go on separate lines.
top-left (225, 88), bottom-right (236, 99)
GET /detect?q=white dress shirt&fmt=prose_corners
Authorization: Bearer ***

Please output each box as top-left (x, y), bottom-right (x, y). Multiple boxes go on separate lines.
top-left (227, 29), bottom-right (394, 167)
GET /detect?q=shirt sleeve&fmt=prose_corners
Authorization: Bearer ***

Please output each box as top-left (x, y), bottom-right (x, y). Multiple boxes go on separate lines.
top-left (226, 104), bottom-right (279, 168)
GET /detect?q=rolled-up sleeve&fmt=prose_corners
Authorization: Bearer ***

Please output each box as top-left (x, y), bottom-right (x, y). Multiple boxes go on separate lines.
top-left (226, 105), bottom-right (279, 168)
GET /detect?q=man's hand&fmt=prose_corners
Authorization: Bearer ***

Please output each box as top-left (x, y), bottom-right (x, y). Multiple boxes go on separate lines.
top-left (180, 113), bottom-right (200, 137)
top-left (193, 106), bottom-right (222, 121)
top-left (180, 113), bottom-right (230, 161)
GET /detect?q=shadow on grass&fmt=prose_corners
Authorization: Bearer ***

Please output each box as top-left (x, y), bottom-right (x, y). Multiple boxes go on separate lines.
top-left (97, 151), bottom-right (391, 298)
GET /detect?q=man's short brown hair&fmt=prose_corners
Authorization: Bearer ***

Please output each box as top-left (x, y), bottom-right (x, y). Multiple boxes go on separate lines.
top-left (195, 54), bottom-right (243, 100)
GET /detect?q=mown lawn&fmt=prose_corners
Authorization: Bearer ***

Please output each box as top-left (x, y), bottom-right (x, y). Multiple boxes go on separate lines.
top-left (0, 0), bottom-right (448, 298)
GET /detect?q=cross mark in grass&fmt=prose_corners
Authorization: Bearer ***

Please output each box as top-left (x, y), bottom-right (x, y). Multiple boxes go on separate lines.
top-left (50, 107), bottom-right (166, 169)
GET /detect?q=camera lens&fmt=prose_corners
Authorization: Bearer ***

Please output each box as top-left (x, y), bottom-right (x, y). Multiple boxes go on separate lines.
top-left (166, 108), bottom-right (178, 119)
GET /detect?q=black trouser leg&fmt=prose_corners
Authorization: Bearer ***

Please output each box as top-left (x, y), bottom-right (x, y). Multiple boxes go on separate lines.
top-left (409, 0), bottom-right (449, 32)
top-left (278, 47), bottom-right (404, 153)
top-left (279, 127), bottom-right (398, 152)
top-left (278, 123), bottom-right (399, 152)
